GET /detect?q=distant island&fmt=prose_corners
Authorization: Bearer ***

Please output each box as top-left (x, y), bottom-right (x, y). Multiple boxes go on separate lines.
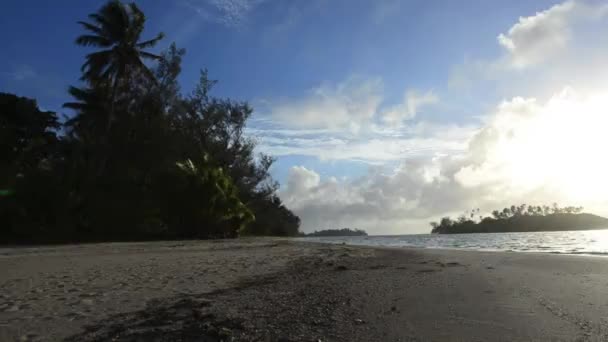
top-left (430, 204), bottom-right (608, 234)
top-left (305, 228), bottom-right (368, 237)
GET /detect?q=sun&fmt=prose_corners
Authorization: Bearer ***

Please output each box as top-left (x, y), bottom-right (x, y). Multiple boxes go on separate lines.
top-left (488, 88), bottom-right (608, 203)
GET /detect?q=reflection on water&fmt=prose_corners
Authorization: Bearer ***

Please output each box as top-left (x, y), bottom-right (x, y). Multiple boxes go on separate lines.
top-left (300, 229), bottom-right (608, 256)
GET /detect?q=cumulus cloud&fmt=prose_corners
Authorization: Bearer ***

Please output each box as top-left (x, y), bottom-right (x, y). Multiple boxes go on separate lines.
top-left (450, 0), bottom-right (608, 93)
top-left (497, 1), bottom-right (577, 68)
top-left (281, 158), bottom-right (474, 234)
top-left (498, 0), bottom-right (608, 69)
top-left (281, 88), bottom-right (608, 234)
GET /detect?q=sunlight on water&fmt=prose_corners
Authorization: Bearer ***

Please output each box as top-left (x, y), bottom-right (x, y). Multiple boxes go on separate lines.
top-left (300, 229), bottom-right (608, 256)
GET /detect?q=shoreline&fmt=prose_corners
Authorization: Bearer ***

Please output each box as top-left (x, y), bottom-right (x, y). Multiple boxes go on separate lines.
top-left (307, 242), bottom-right (608, 258)
top-left (2, 239), bottom-right (608, 341)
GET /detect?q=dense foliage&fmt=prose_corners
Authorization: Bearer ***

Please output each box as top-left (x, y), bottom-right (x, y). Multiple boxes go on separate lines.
top-left (429, 204), bottom-right (608, 234)
top-left (305, 228), bottom-right (368, 237)
top-left (0, 1), bottom-right (300, 243)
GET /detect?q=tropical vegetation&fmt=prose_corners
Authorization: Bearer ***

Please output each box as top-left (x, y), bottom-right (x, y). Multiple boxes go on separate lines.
top-left (0, 1), bottom-right (300, 243)
top-left (305, 228), bottom-right (368, 237)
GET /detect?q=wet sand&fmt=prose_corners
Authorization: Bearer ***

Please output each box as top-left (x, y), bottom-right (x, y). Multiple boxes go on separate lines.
top-left (1, 239), bottom-right (608, 341)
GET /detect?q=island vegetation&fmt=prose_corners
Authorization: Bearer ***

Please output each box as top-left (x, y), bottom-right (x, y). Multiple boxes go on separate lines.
top-left (430, 204), bottom-right (608, 234)
top-left (305, 228), bottom-right (368, 237)
top-left (0, 1), bottom-right (301, 244)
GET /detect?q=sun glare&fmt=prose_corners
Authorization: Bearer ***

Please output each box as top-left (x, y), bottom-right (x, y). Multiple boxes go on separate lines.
top-left (490, 89), bottom-right (608, 203)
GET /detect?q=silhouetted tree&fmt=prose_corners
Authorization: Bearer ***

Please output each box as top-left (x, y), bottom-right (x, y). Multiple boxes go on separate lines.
top-left (430, 204), bottom-right (598, 234)
top-left (76, 1), bottom-right (164, 86)
top-left (0, 1), bottom-right (301, 243)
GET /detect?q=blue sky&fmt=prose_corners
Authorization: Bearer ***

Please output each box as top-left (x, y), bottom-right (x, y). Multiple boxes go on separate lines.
top-left (1, 0), bottom-right (554, 114)
top-left (3, 1), bottom-right (608, 233)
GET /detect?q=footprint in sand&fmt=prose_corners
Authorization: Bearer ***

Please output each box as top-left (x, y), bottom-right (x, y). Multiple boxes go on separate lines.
top-left (446, 262), bottom-right (461, 266)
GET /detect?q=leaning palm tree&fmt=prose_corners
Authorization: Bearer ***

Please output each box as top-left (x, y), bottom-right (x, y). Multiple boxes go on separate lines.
top-left (76, 0), bottom-right (164, 89)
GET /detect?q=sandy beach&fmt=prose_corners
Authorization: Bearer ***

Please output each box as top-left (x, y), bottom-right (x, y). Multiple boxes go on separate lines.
top-left (2, 239), bottom-right (608, 341)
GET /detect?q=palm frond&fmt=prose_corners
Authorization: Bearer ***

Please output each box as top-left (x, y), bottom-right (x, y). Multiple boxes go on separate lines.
top-left (100, 63), bottom-right (118, 80)
top-left (97, 2), bottom-right (128, 41)
top-left (63, 102), bottom-right (88, 110)
top-left (88, 13), bottom-right (109, 28)
top-left (76, 35), bottom-right (113, 47)
top-left (66, 86), bottom-right (93, 101)
top-left (128, 3), bottom-right (146, 38)
top-left (77, 21), bottom-right (103, 35)
top-left (139, 51), bottom-right (161, 60)
top-left (136, 32), bottom-right (165, 49)
top-left (81, 50), bottom-right (114, 81)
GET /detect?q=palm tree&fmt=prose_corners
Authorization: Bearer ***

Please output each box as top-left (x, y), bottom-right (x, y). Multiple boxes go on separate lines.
top-left (63, 86), bottom-right (110, 140)
top-left (76, 1), bottom-right (164, 89)
top-left (69, 0), bottom-right (165, 172)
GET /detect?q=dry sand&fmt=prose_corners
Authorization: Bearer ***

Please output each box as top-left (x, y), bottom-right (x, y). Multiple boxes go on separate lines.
top-left (1, 239), bottom-right (608, 341)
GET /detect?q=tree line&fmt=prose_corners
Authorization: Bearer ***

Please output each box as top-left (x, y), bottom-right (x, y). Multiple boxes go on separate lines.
top-left (429, 203), bottom-right (597, 234)
top-left (0, 1), bottom-right (300, 243)
top-left (304, 228), bottom-right (368, 237)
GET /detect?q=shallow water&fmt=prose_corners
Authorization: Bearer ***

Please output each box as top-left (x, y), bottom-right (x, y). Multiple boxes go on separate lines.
top-left (299, 229), bottom-right (608, 256)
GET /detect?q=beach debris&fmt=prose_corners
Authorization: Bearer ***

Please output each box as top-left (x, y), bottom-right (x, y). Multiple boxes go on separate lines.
top-left (354, 318), bottom-right (365, 325)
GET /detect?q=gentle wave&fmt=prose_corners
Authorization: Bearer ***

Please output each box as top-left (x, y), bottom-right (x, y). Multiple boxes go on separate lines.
top-left (299, 229), bottom-right (608, 256)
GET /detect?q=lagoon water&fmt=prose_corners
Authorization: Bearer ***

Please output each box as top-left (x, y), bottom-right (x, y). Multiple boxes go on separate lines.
top-left (301, 229), bottom-right (608, 256)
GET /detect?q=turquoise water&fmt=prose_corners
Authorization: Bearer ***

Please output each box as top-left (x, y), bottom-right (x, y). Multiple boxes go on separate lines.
top-left (300, 229), bottom-right (608, 256)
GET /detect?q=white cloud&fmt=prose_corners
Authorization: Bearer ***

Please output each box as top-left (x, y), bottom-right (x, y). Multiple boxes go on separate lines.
top-left (2, 65), bottom-right (36, 81)
top-left (372, 0), bottom-right (402, 24)
top-left (248, 78), bottom-right (461, 166)
top-left (450, 0), bottom-right (608, 92)
top-left (247, 1), bottom-right (608, 234)
top-left (183, 0), bottom-right (266, 27)
top-left (267, 77), bottom-right (440, 133)
top-left (281, 88), bottom-right (608, 234)
top-left (250, 123), bottom-right (474, 163)
top-left (269, 76), bottom-right (384, 132)
top-left (497, 1), bottom-right (578, 68)
top-left (381, 89), bottom-right (438, 125)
